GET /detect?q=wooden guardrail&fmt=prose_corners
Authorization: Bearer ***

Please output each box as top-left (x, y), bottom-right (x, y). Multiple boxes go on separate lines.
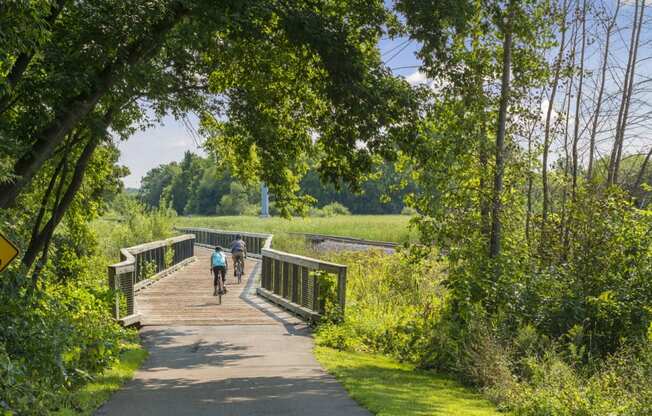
top-left (175, 227), bottom-right (272, 258)
top-left (176, 227), bottom-right (346, 322)
top-left (260, 248), bottom-right (346, 322)
top-left (108, 234), bottom-right (195, 325)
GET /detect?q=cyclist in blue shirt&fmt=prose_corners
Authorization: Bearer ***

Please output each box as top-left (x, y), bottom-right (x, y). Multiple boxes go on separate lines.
top-left (211, 246), bottom-right (228, 296)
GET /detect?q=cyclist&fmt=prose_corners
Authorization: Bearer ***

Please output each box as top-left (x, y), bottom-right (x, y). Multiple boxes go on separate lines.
top-left (211, 246), bottom-right (228, 296)
top-left (229, 234), bottom-right (247, 278)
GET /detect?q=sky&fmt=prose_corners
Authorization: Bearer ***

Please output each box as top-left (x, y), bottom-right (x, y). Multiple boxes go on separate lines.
top-left (117, 35), bottom-right (422, 188)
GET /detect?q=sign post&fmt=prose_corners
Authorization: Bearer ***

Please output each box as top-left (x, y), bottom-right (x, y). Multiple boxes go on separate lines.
top-left (0, 232), bottom-right (19, 272)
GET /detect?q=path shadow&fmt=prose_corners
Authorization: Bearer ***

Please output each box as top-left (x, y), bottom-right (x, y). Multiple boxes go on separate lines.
top-left (96, 373), bottom-right (370, 416)
top-left (139, 328), bottom-right (262, 371)
top-left (238, 261), bottom-right (312, 338)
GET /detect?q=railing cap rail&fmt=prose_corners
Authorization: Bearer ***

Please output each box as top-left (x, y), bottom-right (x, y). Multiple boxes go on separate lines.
top-left (175, 226), bottom-right (273, 240)
top-left (262, 248), bottom-right (346, 272)
top-left (126, 234), bottom-right (195, 254)
top-left (108, 234), bottom-right (195, 273)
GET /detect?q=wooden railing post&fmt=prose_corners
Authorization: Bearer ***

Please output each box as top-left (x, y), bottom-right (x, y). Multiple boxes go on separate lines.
top-left (337, 267), bottom-right (347, 316)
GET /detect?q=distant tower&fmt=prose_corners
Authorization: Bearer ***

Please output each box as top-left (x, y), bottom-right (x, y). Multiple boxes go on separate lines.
top-left (260, 183), bottom-right (270, 217)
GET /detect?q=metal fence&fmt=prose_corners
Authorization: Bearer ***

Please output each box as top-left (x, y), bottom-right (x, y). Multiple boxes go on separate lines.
top-left (175, 226), bottom-right (346, 321)
top-left (107, 234), bottom-right (195, 323)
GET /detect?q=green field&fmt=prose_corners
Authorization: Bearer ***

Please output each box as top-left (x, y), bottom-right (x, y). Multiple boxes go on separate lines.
top-left (315, 347), bottom-right (502, 416)
top-left (176, 215), bottom-right (417, 247)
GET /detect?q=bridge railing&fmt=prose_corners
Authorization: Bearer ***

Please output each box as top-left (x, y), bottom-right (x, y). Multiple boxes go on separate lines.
top-left (175, 227), bottom-right (272, 258)
top-left (259, 248), bottom-right (346, 322)
top-left (108, 234), bottom-right (195, 324)
top-left (175, 226), bottom-right (346, 322)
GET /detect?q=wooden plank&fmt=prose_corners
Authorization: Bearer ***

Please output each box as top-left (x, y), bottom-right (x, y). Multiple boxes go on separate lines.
top-left (118, 313), bottom-right (141, 327)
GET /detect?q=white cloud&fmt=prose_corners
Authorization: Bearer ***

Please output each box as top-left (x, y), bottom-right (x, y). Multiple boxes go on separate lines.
top-left (540, 99), bottom-right (559, 123)
top-left (404, 70), bottom-right (428, 86)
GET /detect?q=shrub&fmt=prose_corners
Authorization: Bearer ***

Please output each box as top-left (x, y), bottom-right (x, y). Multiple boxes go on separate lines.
top-left (0, 272), bottom-right (126, 415)
top-left (310, 202), bottom-right (351, 217)
top-left (401, 206), bottom-right (417, 216)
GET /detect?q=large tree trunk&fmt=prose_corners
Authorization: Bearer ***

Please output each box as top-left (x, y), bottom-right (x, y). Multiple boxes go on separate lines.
top-left (21, 135), bottom-right (100, 270)
top-left (608, 0), bottom-right (643, 185)
top-left (571, 0), bottom-right (587, 199)
top-left (558, 11), bottom-right (579, 254)
top-left (0, 6), bottom-right (186, 209)
top-left (28, 150), bottom-right (69, 256)
top-left (587, 0), bottom-right (620, 180)
top-left (480, 115), bottom-right (491, 240)
top-left (542, 0), bottom-right (569, 231)
top-left (489, 3), bottom-right (514, 260)
top-left (612, 0), bottom-right (645, 184)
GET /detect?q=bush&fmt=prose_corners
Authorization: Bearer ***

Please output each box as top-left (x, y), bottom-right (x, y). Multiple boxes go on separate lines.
top-left (310, 202), bottom-right (351, 217)
top-left (0, 273), bottom-right (127, 415)
top-left (314, 237), bottom-right (652, 416)
top-left (401, 206), bottom-right (417, 216)
top-left (216, 182), bottom-right (258, 215)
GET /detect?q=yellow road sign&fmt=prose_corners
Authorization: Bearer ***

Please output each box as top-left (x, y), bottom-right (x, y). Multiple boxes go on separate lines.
top-left (0, 232), bottom-right (19, 272)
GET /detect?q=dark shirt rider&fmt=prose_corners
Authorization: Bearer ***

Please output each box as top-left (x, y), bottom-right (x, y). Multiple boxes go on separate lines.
top-left (229, 235), bottom-right (247, 277)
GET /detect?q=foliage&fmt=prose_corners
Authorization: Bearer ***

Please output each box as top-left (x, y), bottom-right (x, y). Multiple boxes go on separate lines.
top-left (138, 153), bottom-right (413, 216)
top-left (216, 182), bottom-right (259, 216)
top-left (52, 342), bottom-right (147, 416)
top-left (96, 194), bottom-right (176, 260)
top-left (309, 202), bottom-right (351, 217)
top-left (300, 163), bottom-right (415, 215)
top-left (0, 273), bottom-right (128, 415)
top-left (313, 234), bottom-right (652, 416)
top-left (0, 193), bottom-right (174, 415)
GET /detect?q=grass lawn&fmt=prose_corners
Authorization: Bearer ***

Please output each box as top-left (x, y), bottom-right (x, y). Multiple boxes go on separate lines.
top-left (315, 347), bottom-right (503, 416)
top-left (53, 342), bottom-right (147, 415)
top-left (176, 215), bottom-right (417, 245)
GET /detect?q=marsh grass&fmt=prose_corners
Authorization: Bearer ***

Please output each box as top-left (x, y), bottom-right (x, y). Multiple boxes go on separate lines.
top-left (175, 215), bottom-right (417, 247)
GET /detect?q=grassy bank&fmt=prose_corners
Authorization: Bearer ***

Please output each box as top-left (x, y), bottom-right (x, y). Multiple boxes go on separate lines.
top-left (315, 347), bottom-right (502, 416)
top-left (54, 342), bottom-right (147, 416)
top-left (175, 215), bottom-right (416, 244)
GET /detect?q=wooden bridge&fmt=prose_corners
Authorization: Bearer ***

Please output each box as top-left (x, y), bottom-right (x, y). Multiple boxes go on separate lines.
top-left (98, 228), bottom-right (367, 416)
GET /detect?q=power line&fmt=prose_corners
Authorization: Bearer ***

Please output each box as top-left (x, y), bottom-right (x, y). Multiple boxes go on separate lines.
top-left (390, 65), bottom-right (421, 71)
top-left (384, 40), bottom-right (413, 65)
top-left (381, 39), bottom-right (411, 57)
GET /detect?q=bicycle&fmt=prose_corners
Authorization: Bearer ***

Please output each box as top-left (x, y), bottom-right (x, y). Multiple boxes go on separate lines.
top-left (213, 268), bottom-right (226, 305)
top-left (235, 256), bottom-right (244, 284)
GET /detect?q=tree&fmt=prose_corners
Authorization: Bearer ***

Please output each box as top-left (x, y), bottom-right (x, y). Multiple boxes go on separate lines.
top-left (1, 0), bottom-right (420, 215)
top-left (139, 163), bottom-right (180, 208)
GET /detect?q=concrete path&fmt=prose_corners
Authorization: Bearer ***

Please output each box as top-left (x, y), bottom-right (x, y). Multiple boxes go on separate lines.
top-left (96, 247), bottom-right (369, 416)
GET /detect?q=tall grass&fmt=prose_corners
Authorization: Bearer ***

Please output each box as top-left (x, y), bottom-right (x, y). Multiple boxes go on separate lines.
top-left (175, 215), bottom-right (417, 244)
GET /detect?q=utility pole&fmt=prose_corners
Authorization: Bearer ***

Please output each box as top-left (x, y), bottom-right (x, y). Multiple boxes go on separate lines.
top-left (260, 183), bottom-right (270, 217)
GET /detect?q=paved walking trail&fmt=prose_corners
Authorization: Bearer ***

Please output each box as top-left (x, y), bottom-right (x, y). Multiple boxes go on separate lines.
top-left (96, 247), bottom-right (369, 416)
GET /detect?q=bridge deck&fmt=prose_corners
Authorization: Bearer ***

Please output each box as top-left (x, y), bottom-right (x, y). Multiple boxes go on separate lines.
top-left (137, 247), bottom-right (298, 326)
top-left (97, 246), bottom-right (369, 416)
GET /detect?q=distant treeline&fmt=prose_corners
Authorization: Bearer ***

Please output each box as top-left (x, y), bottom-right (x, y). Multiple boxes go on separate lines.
top-left (138, 152), bottom-right (415, 215)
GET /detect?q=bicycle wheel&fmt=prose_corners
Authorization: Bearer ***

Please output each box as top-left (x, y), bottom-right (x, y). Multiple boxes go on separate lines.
top-left (237, 260), bottom-right (243, 284)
